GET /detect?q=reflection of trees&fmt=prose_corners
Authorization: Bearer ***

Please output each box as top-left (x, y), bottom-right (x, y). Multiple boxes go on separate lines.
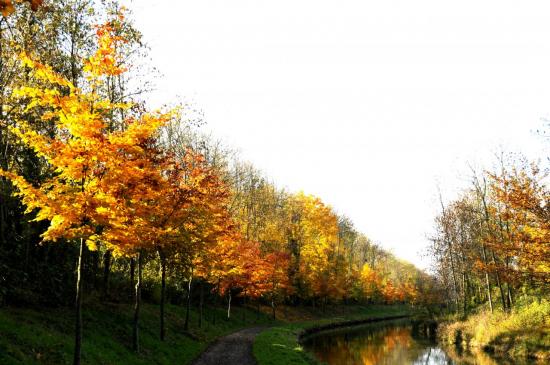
top-left (306, 322), bottom-right (514, 365)
top-left (311, 325), bottom-right (424, 365)
top-left (413, 348), bottom-right (452, 365)
top-left (441, 345), bottom-right (521, 365)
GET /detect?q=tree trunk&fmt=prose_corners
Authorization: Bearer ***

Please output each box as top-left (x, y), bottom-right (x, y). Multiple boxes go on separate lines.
top-left (91, 250), bottom-right (99, 289)
top-left (439, 193), bottom-right (459, 312)
top-left (491, 250), bottom-right (507, 311)
top-left (211, 279), bottom-right (220, 325)
top-left (133, 252), bottom-right (142, 353)
top-left (477, 282), bottom-right (483, 304)
top-left (130, 257), bottom-right (135, 294)
top-left (184, 272), bottom-right (193, 331)
top-left (462, 272), bottom-right (467, 314)
top-left (0, 198), bottom-right (5, 246)
top-left (159, 250), bottom-right (166, 341)
top-left (271, 296), bottom-right (276, 320)
top-left (481, 243), bottom-right (493, 313)
top-left (477, 180), bottom-right (497, 313)
top-left (198, 281), bottom-right (204, 328)
top-left (227, 291), bottom-right (232, 319)
top-left (448, 250), bottom-right (459, 311)
top-left (242, 292), bottom-right (246, 323)
top-left (103, 249), bottom-right (112, 299)
top-left (507, 283), bottom-right (514, 308)
top-left (24, 237), bottom-right (30, 272)
top-left (73, 238), bottom-right (85, 365)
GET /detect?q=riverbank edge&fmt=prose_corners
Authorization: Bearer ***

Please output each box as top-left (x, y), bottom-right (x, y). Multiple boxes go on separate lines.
top-left (436, 301), bottom-right (550, 363)
top-left (437, 319), bottom-right (550, 362)
top-left (253, 305), bottom-right (414, 365)
top-left (296, 314), bottom-right (411, 342)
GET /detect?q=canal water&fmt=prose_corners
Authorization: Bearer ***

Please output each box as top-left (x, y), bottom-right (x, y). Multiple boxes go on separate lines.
top-left (301, 319), bottom-right (522, 365)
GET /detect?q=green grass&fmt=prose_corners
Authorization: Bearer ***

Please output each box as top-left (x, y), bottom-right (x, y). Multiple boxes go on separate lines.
top-left (253, 304), bottom-right (414, 365)
top-left (438, 298), bottom-right (550, 361)
top-left (0, 301), bottom-right (275, 365)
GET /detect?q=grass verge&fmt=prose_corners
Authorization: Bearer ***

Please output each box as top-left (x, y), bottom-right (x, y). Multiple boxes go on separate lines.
top-left (438, 299), bottom-right (550, 362)
top-left (0, 301), bottom-right (274, 365)
top-left (253, 304), bottom-right (414, 365)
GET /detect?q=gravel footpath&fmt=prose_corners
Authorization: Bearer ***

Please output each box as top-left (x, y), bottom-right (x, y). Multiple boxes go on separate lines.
top-left (192, 327), bottom-right (265, 365)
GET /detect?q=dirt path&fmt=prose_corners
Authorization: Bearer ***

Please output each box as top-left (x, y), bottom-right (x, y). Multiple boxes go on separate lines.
top-left (192, 327), bottom-right (265, 365)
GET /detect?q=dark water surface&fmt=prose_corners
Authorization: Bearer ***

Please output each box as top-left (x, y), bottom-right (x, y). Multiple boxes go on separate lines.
top-left (301, 319), bottom-right (519, 365)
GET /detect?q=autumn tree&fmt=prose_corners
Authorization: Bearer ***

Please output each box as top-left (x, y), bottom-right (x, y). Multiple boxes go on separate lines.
top-left (0, 11), bottom-right (174, 362)
top-left (430, 155), bottom-right (549, 314)
top-left (0, 0), bottom-right (42, 16)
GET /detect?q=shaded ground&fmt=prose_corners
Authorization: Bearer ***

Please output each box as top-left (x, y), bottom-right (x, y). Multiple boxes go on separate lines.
top-left (0, 304), bottom-right (274, 365)
top-left (192, 327), bottom-right (265, 365)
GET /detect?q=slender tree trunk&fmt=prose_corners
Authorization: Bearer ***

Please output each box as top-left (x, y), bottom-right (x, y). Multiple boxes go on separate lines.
top-left (159, 250), bottom-right (166, 341)
top-left (184, 272), bottom-right (193, 331)
top-left (505, 258), bottom-right (514, 308)
top-left (213, 278), bottom-right (220, 324)
top-left (271, 296), bottom-right (276, 320)
top-left (477, 282), bottom-right (483, 304)
top-left (481, 244), bottom-right (493, 313)
top-left (103, 249), bottom-right (111, 299)
top-left (198, 281), bottom-right (204, 328)
top-left (507, 283), bottom-right (514, 308)
top-left (73, 238), bottom-right (85, 365)
top-left (130, 257), bottom-right (135, 294)
top-left (242, 291), bottom-right (246, 323)
top-left (0, 198), bottom-right (5, 247)
top-left (24, 238), bottom-right (30, 272)
top-left (472, 179), bottom-right (496, 313)
top-left (459, 246), bottom-right (470, 314)
top-left (448, 250), bottom-right (459, 311)
top-left (439, 193), bottom-right (459, 312)
top-left (133, 252), bottom-right (142, 353)
top-left (462, 272), bottom-right (467, 314)
top-left (91, 250), bottom-right (99, 289)
top-left (227, 291), bottom-right (232, 319)
top-left (491, 250), bottom-right (507, 311)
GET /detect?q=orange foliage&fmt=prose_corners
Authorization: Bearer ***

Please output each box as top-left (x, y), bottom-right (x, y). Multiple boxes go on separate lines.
top-left (0, 0), bottom-right (42, 16)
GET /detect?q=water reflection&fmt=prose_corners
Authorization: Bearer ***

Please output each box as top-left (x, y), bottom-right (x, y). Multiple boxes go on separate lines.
top-left (301, 319), bottom-right (521, 365)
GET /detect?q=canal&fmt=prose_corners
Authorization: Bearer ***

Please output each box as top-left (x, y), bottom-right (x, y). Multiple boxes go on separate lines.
top-left (301, 318), bottom-right (524, 365)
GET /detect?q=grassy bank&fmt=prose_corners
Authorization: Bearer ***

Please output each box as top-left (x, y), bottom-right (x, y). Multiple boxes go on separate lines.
top-left (253, 304), bottom-right (414, 365)
top-left (438, 299), bottom-right (550, 362)
top-left (0, 302), bottom-right (274, 365)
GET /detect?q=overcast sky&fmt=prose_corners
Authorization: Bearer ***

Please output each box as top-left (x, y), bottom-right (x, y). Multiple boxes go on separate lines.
top-left (121, 0), bottom-right (549, 269)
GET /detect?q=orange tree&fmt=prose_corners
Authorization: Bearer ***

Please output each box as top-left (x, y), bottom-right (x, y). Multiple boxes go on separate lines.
top-left (490, 163), bottom-right (550, 289)
top-left (0, 13), bottom-right (173, 364)
top-left (0, 0), bottom-right (42, 16)
top-left (256, 250), bottom-right (291, 319)
top-left (166, 149), bottom-right (233, 333)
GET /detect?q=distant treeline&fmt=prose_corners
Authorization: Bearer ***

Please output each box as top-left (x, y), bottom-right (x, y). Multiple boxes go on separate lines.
top-left (429, 153), bottom-right (549, 314)
top-left (0, 2), bottom-right (435, 364)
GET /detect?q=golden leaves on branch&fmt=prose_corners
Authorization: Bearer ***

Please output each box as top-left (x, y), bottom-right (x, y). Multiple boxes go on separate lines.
top-left (0, 11), bottom-right (174, 256)
top-left (1, 0), bottom-right (43, 17)
top-left (489, 164), bottom-right (550, 284)
top-left (84, 20), bottom-right (128, 79)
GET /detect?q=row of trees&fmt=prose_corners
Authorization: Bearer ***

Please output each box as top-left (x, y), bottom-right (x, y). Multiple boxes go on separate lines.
top-left (0, 2), bottom-right (433, 364)
top-left (429, 155), bottom-right (549, 314)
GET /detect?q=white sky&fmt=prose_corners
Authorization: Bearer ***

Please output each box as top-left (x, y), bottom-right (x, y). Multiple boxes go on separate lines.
top-left (122, 0), bottom-right (549, 269)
